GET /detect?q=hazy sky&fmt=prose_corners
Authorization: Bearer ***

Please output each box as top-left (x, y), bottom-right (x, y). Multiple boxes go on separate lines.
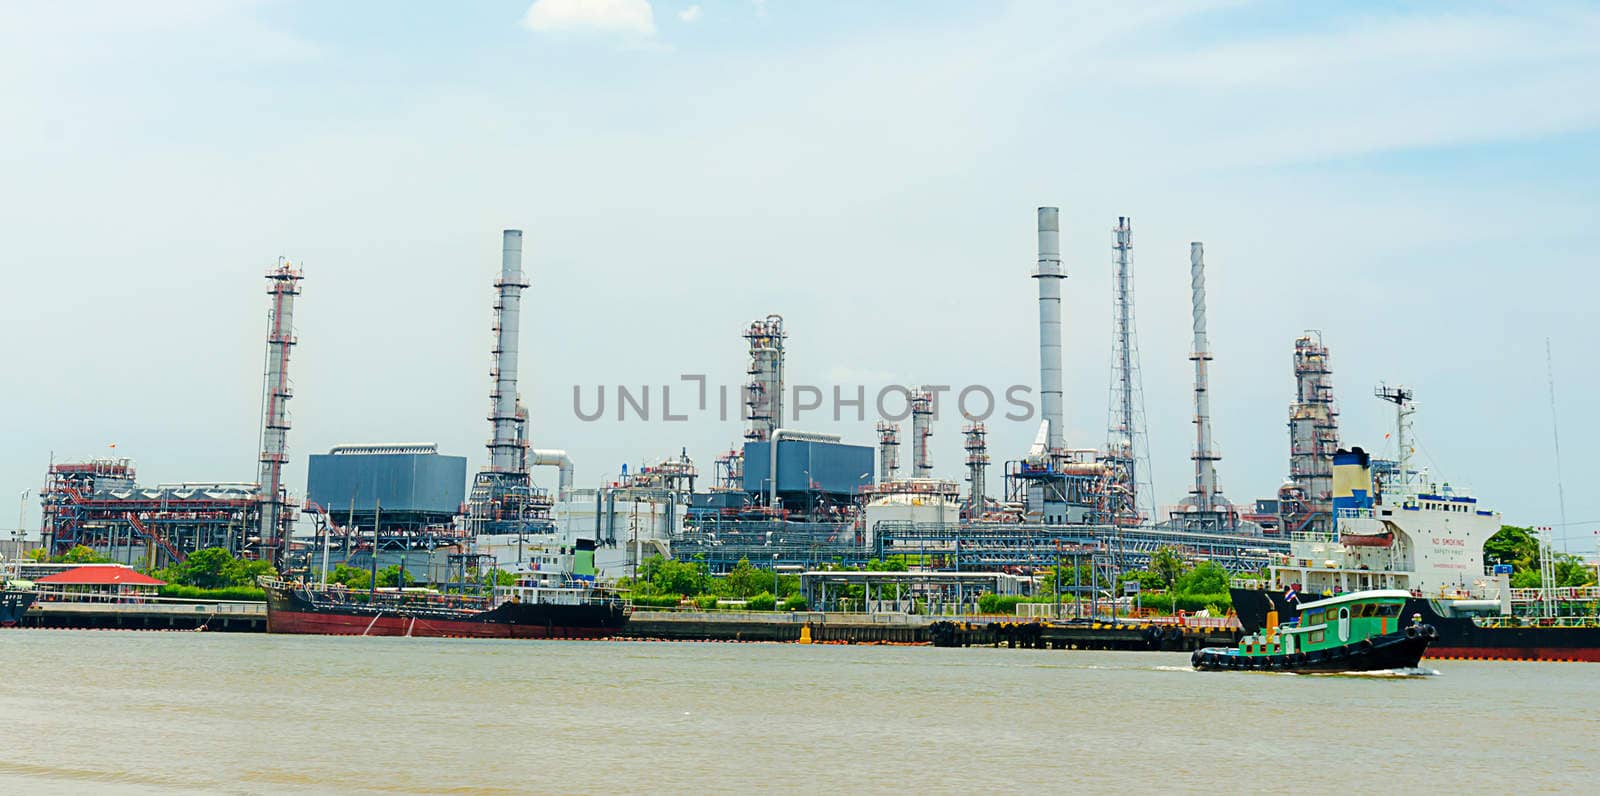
top-left (3, 1), bottom-right (1597, 550)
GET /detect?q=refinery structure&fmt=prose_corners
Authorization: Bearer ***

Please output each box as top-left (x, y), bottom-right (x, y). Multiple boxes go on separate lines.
top-left (34, 208), bottom-right (1364, 590)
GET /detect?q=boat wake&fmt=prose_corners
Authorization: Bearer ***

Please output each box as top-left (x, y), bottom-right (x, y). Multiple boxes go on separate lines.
top-left (1308, 667), bottom-right (1439, 678)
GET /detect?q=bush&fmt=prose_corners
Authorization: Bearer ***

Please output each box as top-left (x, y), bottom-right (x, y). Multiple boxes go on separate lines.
top-left (745, 592), bottom-right (777, 611)
top-left (695, 594), bottom-right (719, 610)
top-left (976, 594), bottom-right (1031, 615)
top-left (629, 594), bottom-right (683, 608)
top-left (157, 585), bottom-right (267, 602)
top-left (781, 593), bottom-right (808, 612)
top-left (1135, 592), bottom-right (1231, 614)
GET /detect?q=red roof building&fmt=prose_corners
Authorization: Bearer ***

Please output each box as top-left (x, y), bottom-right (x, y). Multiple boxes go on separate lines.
top-left (35, 565), bottom-right (165, 602)
top-left (36, 566), bottom-right (165, 587)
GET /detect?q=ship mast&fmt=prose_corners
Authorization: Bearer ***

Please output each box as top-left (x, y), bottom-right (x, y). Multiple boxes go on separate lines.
top-left (1375, 384), bottom-right (1414, 495)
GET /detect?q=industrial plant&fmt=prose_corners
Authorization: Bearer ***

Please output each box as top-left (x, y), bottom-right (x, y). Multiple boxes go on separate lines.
top-left (32, 207), bottom-right (1352, 594)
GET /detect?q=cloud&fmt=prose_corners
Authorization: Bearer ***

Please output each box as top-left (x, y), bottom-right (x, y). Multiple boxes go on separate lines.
top-left (523, 0), bottom-right (656, 36)
top-left (678, 5), bottom-right (702, 23)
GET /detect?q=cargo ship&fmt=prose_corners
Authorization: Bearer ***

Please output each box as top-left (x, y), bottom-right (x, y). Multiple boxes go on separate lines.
top-left (261, 540), bottom-right (629, 639)
top-left (1230, 390), bottom-right (1600, 662)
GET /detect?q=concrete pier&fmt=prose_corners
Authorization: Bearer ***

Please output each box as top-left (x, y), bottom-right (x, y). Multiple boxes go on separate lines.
top-left (18, 601), bottom-right (266, 632)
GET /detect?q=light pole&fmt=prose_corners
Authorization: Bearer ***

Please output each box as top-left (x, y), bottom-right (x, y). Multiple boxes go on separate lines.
top-left (16, 489), bottom-right (28, 553)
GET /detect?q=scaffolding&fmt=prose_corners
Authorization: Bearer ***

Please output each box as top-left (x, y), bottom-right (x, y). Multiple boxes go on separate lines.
top-left (42, 458), bottom-right (262, 567)
top-left (712, 447), bottom-right (744, 491)
top-left (743, 315), bottom-right (785, 442)
top-left (1282, 332), bottom-right (1339, 534)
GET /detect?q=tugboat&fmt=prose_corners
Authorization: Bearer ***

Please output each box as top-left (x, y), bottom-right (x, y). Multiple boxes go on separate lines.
top-left (261, 539), bottom-right (630, 639)
top-left (1192, 589), bottom-right (1435, 673)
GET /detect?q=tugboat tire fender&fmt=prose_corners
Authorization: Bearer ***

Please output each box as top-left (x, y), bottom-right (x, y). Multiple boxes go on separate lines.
top-left (1405, 625), bottom-right (1421, 639)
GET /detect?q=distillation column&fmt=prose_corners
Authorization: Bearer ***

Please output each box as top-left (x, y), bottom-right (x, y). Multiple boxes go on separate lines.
top-left (258, 259), bottom-right (302, 563)
top-left (876, 421), bottom-right (900, 483)
top-left (744, 315), bottom-right (786, 442)
top-left (910, 388), bottom-right (934, 478)
top-left (1287, 332), bottom-right (1339, 532)
top-left (963, 423), bottom-right (989, 513)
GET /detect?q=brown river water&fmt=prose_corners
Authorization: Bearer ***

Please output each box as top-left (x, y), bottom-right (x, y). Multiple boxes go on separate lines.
top-left (0, 630), bottom-right (1593, 794)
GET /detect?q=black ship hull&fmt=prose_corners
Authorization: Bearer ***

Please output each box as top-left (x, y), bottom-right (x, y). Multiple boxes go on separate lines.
top-left (1192, 627), bottom-right (1433, 673)
top-left (264, 583), bottom-right (628, 639)
top-left (1230, 587), bottom-right (1600, 663)
top-left (1, 589), bottom-right (37, 627)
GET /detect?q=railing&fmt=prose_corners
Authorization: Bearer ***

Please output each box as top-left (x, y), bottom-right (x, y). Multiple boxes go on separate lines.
top-left (1289, 531), bottom-right (1337, 544)
top-left (1473, 615), bottom-right (1600, 630)
top-left (1509, 586), bottom-right (1600, 603)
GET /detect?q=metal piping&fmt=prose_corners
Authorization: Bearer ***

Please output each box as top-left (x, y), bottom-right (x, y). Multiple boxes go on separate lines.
top-left (1035, 207), bottom-right (1066, 454)
top-left (530, 449), bottom-right (574, 502)
top-left (488, 230), bottom-right (528, 474)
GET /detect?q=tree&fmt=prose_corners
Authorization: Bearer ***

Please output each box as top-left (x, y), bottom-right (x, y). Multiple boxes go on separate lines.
top-left (158, 547), bottom-right (276, 589)
top-left (54, 545), bottom-right (110, 565)
top-left (376, 565), bottom-right (414, 588)
top-left (1149, 546), bottom-right (1189, 587)
top-left (1173, 561), bottom-right (1229, 595)
top-left (723, 558), bottom-right (764, 598)
top-left (1485, 526), bottom-right (1539, 569)
top-left (327, 564), bottom-right (370, 589)
top-left (1116, 569), bottom-right (1167, 592)
top-left (638, 555), bottom-right (708, 596)
top-left (1485, 525), bottom-right (1597, 588)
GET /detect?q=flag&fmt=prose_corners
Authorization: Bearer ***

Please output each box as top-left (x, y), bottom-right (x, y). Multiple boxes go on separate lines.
top-left (1284, 585), bottom-right (1298, 603)
top-left (108, 442), bottom-right (117, 449)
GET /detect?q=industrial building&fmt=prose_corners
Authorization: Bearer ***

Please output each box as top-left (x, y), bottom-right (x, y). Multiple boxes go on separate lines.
top-left (304, 443), bottom-right (466, 535)
top-left (40, 458), bottom-right (261, 568)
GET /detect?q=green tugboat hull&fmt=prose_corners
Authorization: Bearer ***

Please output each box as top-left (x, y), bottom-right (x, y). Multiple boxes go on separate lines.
top-left (1192, 626), bottom-right (1434, 673)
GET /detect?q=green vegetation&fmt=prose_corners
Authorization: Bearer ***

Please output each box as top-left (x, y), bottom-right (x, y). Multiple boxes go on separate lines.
top-left (976, 546), bottom-right (1232, 616)
top-left (156, 585), bottom-right (267, 602)
top-left (153, 547), bottom-right (275, 590)
top-left (1485, 525), bottom-right (1597, 588)
top-left (51, 545), bottom-right (111, 564)
top-left (619, 555), bottom-right (808, 611)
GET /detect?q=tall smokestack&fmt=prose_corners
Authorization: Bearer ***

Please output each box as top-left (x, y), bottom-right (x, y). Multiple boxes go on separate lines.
top-left (1189, 242), bottom-right (1221, 512)
top-left (258, 258), bottom-right (302, 564)
top-left (489, 230), bottom-right (528, 474)
top-left (1035, 207), bottom-right (1066, 454)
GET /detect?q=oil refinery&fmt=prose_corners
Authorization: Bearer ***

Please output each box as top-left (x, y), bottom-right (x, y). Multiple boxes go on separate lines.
top-left (31, 208), bottom-right (1357, 588)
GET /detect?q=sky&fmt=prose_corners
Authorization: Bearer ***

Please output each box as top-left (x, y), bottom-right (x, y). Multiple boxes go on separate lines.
top-left (2, 0), bottom-right (1597, 550)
